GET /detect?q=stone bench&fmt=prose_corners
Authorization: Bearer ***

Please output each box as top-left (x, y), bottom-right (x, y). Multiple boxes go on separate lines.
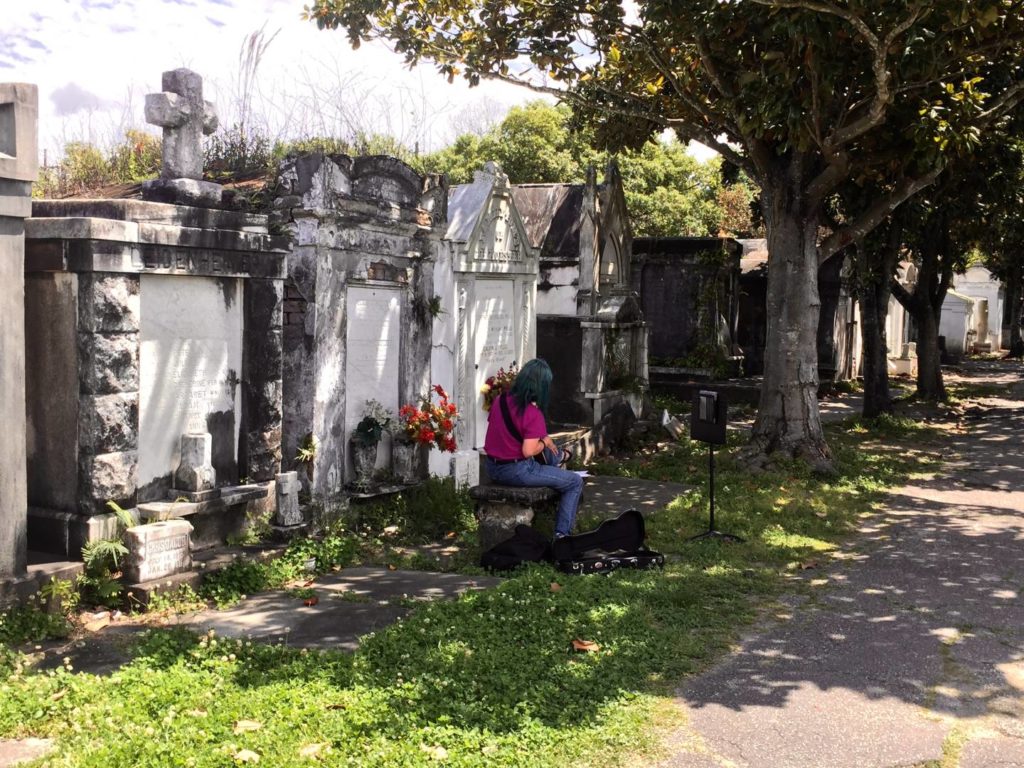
top-left (469, 485), bottom-right (558, 551)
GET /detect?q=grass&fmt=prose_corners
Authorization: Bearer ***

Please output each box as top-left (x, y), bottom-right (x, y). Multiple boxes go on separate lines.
top-left (0, 418), bottom-right (943, 767)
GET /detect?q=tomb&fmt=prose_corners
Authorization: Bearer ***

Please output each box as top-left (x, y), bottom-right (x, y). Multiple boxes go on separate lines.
top-left (23, 69), bottom-right (287, 556)
top-left (939, 291), bottom-right (977, 362)
top-left (632, 237), bottom-right (743, 381)
top-left (0, 82), bottom-right (38, 592)
top-left (433, 163), bottom-right (539, 485)
top-left (275, 152), bottom-right (447, 496)
top-left (512, 162), bottom-right (648, 425)
top-left (952, 265), bottom-right (1005, 352)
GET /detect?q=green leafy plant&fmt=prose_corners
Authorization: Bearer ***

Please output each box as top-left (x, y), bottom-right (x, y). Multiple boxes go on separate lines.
top-left (78, 500), bottom-right (138, 609)
top-left (352, 400), bottom-right (395, 446)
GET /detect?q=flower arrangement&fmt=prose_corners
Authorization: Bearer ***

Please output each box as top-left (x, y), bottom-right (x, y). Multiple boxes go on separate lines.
top-left (480, 363), bottom-right (519, 411)
top-left (352, 399), bottom-right (395, 446)
top-left (398, 385), bottom-right (459, 453)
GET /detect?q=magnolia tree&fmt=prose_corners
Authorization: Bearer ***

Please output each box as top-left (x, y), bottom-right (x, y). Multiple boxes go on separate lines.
top-left (306, 0), bottom-right (1024, 469)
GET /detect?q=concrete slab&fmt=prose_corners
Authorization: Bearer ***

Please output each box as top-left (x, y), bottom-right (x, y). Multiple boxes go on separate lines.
top-left (183, 567), bottom-right (500, 650)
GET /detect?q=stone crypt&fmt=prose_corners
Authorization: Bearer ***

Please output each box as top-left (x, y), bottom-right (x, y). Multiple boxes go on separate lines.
top-left (23, 69), bottom-right (288, 557)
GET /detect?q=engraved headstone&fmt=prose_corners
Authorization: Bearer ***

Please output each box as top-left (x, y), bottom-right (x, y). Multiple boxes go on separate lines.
top-left (123, 519), bottom-right (193, 583)
top-left (344, 286), bottom-right (401, 478)
top-left (471, 280), bottom-right (517, 448)
top-left (274, 471), bottom-right (302, 527)
top-left (138, 274), bottom-right (242, 502)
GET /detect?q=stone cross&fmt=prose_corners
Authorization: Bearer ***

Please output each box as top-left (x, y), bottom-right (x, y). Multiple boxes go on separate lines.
top-left (145, 68), bottom-right (218, 180)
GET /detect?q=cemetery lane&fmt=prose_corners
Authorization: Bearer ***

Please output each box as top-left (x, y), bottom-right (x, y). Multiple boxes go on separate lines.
top-left (660, 360), bottom-right (1024, 768)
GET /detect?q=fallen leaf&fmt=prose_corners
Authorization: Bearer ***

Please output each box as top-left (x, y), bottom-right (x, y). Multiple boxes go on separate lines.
top-left (445, 531), bottom-right (457, 539)
top-left (51, 690), bottom-right (67, 702)
top-left (84, 617), bottom-right (110, 632)
top-left (571, 639), bottom-right (601, 653)
top-left (330, 565), bottom-right (341, 572)
top-left (303, 596), bottom-right (319, 607)
top-left (233, 720), bottom-right (263, 734)
top-left (387, 564), bottom-right (397, 571)
top-left (298, 743), bottom-right (326, 758)
top-left (234, 749), bottom-right (260, 763)
top-left (549, 582), bottom-right (562, 593)
top-left (798, 560), bottom-right (819, 570)
top-left (325, 702), bottom-right (346, 710)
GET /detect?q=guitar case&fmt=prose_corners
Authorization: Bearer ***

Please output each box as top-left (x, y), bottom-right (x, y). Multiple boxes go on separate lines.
top-left (552, 509), bottom-right (665, 575)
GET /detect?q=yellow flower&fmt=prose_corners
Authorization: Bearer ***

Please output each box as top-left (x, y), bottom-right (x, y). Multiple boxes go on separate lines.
top-left (480, 384), bottom-right (491, 394)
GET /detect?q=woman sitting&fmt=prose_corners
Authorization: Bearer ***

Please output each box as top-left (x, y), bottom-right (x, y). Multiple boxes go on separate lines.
top-left (483, 359), bottom-right (583, 539)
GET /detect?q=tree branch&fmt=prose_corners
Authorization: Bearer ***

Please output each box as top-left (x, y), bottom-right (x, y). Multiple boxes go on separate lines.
top-left (818, 168), bottom-right (942, 262)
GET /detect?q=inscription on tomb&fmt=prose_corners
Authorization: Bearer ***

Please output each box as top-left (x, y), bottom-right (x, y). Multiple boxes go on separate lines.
top-left (472, 280), bottom-right (518, 448)
top-left (141, 248), bottom-right (252, 276)
top-left (139, 275), bottom-right (242, 498)
top-left (123, 520), bottom-right (193, 583)
top-left (345, 286), bottom-right (401, 475)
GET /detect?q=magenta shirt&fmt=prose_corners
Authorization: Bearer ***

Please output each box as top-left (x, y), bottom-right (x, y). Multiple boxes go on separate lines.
top-left (484, 395), bottom-right (547, 460)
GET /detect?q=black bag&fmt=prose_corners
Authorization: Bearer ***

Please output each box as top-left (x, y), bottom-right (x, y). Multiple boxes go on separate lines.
top-left (552, 509), bottom-right (665, 575)
top-left (480, 524), bottom-right (553, 572)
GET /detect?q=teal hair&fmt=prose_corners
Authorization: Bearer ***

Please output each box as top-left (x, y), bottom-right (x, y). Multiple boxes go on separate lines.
top-left (509, 358), bottom-right (553, 414)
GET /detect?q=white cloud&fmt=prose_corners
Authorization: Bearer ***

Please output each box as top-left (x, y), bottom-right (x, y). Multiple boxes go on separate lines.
top-left (7, 0), bottom-right (532, 160)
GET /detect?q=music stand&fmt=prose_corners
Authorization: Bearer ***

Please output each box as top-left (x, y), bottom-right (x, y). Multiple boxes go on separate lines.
top-left (688, 389), bottom-right (743, 543)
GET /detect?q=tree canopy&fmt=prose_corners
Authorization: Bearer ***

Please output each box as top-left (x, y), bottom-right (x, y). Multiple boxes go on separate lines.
top-left (307, 0), bottom-right (1024, 469)
top-left (417, 101), bottom-right (756, 237)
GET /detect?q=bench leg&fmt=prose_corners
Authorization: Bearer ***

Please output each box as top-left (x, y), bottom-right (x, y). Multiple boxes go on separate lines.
top-left (476, 502), bottom-right (535, 552)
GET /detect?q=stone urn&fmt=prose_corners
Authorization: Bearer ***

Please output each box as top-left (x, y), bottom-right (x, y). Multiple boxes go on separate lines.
top-left (350, 439), bottom-right (379, 491)
top-left (391, 439), bottom-right (428, 485)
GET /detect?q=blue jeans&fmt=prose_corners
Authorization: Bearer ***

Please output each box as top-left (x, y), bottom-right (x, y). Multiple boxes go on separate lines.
top-left (486, 454), bottom-right (584, 537)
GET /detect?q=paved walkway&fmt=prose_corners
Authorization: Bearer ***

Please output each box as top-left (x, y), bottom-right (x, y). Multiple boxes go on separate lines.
top-left (660, 361), bottom-right (1024, 768)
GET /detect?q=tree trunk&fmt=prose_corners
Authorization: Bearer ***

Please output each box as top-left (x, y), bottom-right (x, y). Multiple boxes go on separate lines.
top-left (858, 283), bottom-right (893, 417)
top-left (891, 211), bottom-right (949, 402)
top-left (916, 308), bottom-right (946, 401)
top-left (751, 178), bottom-right (831, 470)
top-left (1007, 262), bottom-right (1024, 358)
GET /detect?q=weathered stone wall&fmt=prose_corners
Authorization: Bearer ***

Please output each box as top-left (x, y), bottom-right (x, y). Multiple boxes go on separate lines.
top-left (23, 200), bottom-right (286, 555)
top-left (275, 153), bottom-right (446, 495)
top-left (0, 83), bottom-right (38, 578)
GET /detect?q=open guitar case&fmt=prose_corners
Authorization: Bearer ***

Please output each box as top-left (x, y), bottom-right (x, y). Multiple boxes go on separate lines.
top-left (552, 509), bottom-right (664, 575)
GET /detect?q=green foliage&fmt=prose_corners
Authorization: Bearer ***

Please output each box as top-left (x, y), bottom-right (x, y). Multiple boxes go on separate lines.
top-left (77, 500), bottom-right (138, 609)
top-left (204, 124), bottom-right (273, 179)
top-left (615, 139), bottom-right (724, 237)
top-left (34, 131), bottom-right (162, 198)
top-left (0, 580), bottom-right (77, 646)
top-left (106, 129), bottom-right (161, 183)
top-left (142, 584), bottom-right (207, 615)
top-left (420, 101), bottom-right (753, 237)
top-left (0, 418), bottom-right (940, 766)
top-left (357, 477), bottom-right (475, 542)
top-left (198, 533), bottom-right (358, 608)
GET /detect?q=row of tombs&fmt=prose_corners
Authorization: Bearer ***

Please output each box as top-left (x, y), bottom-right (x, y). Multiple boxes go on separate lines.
top-left (9, 70), bottom-right (1008, 589)
top-left (1, 73), bottom-right (654, 586)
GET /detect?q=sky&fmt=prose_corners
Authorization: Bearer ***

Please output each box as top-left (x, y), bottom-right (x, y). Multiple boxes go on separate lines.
top-left (2, 0), bottom-right (716, 163)
top-left (2, 0), bottom-right (536, 161)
